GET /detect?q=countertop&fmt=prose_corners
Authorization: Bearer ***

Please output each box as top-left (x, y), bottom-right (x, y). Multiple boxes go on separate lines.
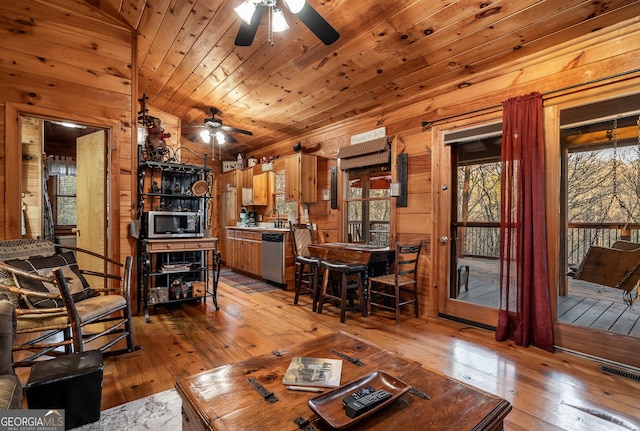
top-left (226, 225), bottom-right (289, 233)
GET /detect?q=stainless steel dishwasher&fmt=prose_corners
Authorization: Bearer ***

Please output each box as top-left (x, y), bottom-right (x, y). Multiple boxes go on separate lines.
top-left (262, 232), bottom-right (285, 285)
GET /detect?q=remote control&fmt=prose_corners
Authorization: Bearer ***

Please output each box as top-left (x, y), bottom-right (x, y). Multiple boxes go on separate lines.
top-left (345, 389), bottom-right (393, 418)
top-left (342, 385), bottom-right (377, 407)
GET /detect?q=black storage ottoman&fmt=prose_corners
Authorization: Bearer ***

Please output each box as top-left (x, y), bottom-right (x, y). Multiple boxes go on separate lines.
top-left (25, 350), bottom-right (104, 430)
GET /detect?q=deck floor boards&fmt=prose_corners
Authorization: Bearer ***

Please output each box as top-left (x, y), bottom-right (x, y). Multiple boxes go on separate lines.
top-left (458, 257), bottom-right (640, 337)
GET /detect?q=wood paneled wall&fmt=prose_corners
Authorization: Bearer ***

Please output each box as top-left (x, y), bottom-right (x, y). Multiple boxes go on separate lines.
top-left (0, 0), bottom-right (135, 265)
top-left (2, 1), bottom-right (640, 317)
top-left (211, 17), bottom-right (640, 317)
top-left (20, 117), bottom-right (43, 238)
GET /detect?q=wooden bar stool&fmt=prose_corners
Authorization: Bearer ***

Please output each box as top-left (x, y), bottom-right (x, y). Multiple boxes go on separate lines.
top-left (294, 255), bottom-right (321, 311)
top-left (317, 260), bottom-right (367, 323)
top-left (289, 222), bottom-right (322, 311)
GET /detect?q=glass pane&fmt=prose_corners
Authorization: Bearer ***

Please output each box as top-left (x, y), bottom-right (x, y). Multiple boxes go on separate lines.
top-left (561, 109), bottom-right (640, 337)
top-left (453, 136), bottom-right (502, 307)
top-left (275, 170), bottom-right (285, 193)
top-left (457, 161), bottom-right (501, 258)
top-left (57, 175), bottom-right (76, 195)
top-left (348, 178), bottom-right (363, 199)
top-left (371, 174), bottom-right (391, 197)
top-left (275, 193), bottom-right (295, 221)
top-left (369, 199), bottom-right (390, 246)
top-left (346, 201), bottom-right (362, 242)
top-left (57, 196), bottom-right (77, 225)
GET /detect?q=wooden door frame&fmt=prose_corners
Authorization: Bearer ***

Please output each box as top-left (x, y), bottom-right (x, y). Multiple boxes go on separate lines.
top-left (431, 82), bottom-right (640, 368)
top-left (4, 102), bottom-right (120, 262)
top-left (546, 83), bottom-right (640, 369)
top-left (431, 112), bottom-right (503, 328)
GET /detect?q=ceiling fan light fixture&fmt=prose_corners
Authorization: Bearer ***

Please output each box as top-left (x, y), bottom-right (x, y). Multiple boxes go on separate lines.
top-left (200, 130), bottom-right (210, 143)
top-left (283, 0), bottom-right (305, 14)
top-left (271, 8), bottom-right (289, 32)
top-left (235, 0), bottom-right (258, 25)
top-left (215, 131), bottom-right (226, 144)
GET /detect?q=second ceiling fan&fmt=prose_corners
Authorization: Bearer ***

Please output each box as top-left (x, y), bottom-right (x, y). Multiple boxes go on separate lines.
top-left (234, 0), bottom-right (340, 46)
top-left (195, 108), bottom-right (253, 160)
top-left (201, 107), bottom-right (253, 145)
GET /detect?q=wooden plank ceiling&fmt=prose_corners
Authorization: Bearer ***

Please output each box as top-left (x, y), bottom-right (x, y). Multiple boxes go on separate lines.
top-left (88, 0), bottom-right (640, 155)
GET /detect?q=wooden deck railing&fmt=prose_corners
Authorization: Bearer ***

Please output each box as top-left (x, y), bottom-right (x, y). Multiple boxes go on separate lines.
top-left (347, 221), bottom-right (390, 246)
top-left (458, 222), bottom-right (640, 265)
top-left (345, 220), bottom-right (639, 258)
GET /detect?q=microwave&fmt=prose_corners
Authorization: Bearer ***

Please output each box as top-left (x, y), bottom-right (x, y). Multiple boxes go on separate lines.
top-left (142, 211), bottom-right (204, 239)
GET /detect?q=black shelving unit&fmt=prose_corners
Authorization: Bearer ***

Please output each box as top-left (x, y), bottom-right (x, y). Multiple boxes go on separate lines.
top-left (136, 146), bottom-right (220, 323)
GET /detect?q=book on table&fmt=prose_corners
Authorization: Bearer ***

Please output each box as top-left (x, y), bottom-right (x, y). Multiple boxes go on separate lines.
top-left (282, 357), bottom-right (343, 388)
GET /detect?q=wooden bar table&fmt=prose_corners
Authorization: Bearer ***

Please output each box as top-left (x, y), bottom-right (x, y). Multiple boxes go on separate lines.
top-left (308, 243), bottom-right (396, 313)
top-left (307, 242), bottom-right (395, 283)
top-left (307, 243), bottom-right (394, 270)
top-left (176, 332), bottom-right (511, 431)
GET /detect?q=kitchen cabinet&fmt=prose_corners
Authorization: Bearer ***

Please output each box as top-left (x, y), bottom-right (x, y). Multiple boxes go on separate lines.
top-left (240, 231), bottom-right (262, 275)
top-left (226, 230), bottom-right (262, 275)
top-left (225, 227), bottom-right (295, 289)
top-left (240, 167), bottom-right (254, 205)
top-left (252, 171), bottom-right (270, 206)
top-left (225, 229), bottom-right (236, 267)
top-left (284, 153), bottom-right (317, 202)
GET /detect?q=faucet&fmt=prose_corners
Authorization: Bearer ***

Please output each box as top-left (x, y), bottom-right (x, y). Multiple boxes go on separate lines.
top-left (272, 208), bottom-right (282, 228)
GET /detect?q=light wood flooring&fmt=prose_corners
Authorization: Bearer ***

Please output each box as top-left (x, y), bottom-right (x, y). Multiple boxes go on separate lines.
top-left (16, 275), bottom-right (640, 431)
top-left (457, 257), bottom-right (640, 336)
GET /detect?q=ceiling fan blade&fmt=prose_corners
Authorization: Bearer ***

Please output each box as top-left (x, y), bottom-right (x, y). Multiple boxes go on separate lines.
top-left (220, 129), bottom-right (237, 144)
top-left (235, 4), bottom-right (266, 46)
top-left (295, 3), bottom-right (339, 45)
top-left (222, 125), bottom-right (253, 136)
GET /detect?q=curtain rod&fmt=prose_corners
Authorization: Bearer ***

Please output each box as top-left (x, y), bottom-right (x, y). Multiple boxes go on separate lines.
top-left (420, 68), bottom-right (640, 128)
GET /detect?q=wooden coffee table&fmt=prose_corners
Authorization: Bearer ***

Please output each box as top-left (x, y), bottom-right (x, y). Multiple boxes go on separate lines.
top-left (176, 332), bottom-right (511, 430)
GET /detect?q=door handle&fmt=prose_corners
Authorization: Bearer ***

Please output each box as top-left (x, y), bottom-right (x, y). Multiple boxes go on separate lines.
top-left (439, 236), bottom-right (449, 244)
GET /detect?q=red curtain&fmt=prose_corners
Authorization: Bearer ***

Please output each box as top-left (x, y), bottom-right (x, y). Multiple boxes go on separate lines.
top-left (496, 92), bottom-right (554, 352)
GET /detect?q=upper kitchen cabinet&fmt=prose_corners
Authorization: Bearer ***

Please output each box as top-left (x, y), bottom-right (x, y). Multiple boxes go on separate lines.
top-left (241, 167), bottom-right (254, 205)
top-left (285, 154), bottom-right (317, 203)
top-left (252, 171), bottom-right (271, 206)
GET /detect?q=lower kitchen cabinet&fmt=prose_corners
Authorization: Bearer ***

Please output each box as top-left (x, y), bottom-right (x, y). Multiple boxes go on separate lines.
top-left (228, 230), bottom-right (262, 275)
top-left (241, 231), bottom-right (262, 275)
top-left (224, 228), bottom-right (295, 289)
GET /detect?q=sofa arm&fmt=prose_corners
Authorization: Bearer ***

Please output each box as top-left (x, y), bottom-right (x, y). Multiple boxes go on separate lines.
top-left (0, 301), bottom-right (16, 376)
top-left (0, 375), bottom-right (22, 409)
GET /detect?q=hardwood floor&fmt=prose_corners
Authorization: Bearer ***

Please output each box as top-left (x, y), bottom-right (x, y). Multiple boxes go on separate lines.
top-left (17, 276), bottom-right (640, 430)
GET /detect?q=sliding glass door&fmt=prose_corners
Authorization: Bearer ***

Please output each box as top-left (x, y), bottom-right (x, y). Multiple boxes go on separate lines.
top-left (436, 121), bottom-right (503, 328)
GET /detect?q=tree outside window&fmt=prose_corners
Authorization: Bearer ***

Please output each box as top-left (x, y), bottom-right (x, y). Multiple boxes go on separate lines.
top-left (50, 174), bottom-right (77, 227)
top-left (345, 166), bottom-right (391, 245)
top-left (273, 170), bottom-right (296, 221)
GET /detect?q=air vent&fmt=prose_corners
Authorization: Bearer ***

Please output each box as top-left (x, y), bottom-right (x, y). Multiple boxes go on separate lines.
top-left (598, 364), bottom-right (640, 382)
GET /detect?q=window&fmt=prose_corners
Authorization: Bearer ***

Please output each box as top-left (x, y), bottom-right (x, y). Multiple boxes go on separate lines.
top-left (46, 156), bottom-right (77, 228)
top-left (56, 174), bottom-right (77, 225)
top-left (273, 170), bottom-right (296, 220)
top-left (345, 166), bottom-right (391, 245)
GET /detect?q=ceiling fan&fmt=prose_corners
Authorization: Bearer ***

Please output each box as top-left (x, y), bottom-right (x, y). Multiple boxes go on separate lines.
top-left (200, 107), bottom-right (253, 144)
top-left (191, 108), bottom-right (253, 160)
top-left (234, 0), bottom-right (340, 47)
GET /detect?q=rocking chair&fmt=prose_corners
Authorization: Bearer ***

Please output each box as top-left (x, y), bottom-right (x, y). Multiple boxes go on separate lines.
top-left (0, 238), bottom-right (137, 367)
